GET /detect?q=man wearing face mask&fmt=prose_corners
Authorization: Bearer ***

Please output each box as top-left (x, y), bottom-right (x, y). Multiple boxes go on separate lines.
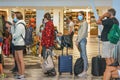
top-left (75, 11), bottom-right (88, 77)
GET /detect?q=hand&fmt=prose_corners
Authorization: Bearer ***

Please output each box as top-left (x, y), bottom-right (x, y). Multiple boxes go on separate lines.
top-left (97, 20), bottom-right (102, 24)
top-left (103, 12), bottom-right (111, 17)
top-left (46, 49), bottom-right (50, 52)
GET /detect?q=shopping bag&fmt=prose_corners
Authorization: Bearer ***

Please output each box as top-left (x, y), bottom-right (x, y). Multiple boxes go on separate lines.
top-left (41, 50), bottom-right (54, 73)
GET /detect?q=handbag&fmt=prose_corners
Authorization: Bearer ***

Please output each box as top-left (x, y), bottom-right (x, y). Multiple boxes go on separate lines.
top-left (62, 35), bottom-right (72, 47)
top-left (41, 50), bottom-right (54, 73)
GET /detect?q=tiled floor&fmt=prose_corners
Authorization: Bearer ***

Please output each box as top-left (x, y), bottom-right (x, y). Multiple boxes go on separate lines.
top-left (2, 35), bottom-right (103, 80)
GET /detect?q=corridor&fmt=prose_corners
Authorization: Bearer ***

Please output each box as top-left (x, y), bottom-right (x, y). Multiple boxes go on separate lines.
top-left (3, 35), bottom-right (103, 80)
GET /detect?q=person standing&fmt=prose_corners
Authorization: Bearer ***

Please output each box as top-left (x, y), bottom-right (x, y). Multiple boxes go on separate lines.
top-left (41, 12), bottom-right (55, 59)
top-left (12, 12), bottom-right (26, 80)
top-left (3, 21), bottom-right (12, 57)
top-left (75, 11), bottom-right (88, 77)
top-left (67, 16), bottom-right (74, 48)
top-left (10, 21), bottom-right (18, 73)
top-left (0, 15), bottom-right (6, 78)
top-left (97, 8), bottom-right (119, 66)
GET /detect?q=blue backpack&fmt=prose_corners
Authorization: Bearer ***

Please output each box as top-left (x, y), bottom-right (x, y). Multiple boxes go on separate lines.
top-left (18, 23), bottom-right (33, 45)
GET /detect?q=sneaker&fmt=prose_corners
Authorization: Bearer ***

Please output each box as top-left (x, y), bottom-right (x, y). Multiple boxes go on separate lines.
top-left (14, 74), bottom-right (20, 79)
top-left (16, 75), bottom-right (25, 80)
top-left (78, 72), bottom-right (87, 77)
top-left (0, 74), bottom-right (7, 78)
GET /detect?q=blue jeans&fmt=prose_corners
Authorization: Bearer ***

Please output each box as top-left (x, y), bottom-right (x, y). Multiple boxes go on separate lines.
top-left (42, 46), bottom-right (53, 59)
top-left (78, 38), bottom-right (88, 71)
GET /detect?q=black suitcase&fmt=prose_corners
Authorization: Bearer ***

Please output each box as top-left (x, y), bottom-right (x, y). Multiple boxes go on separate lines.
top-left (91, 56), bottom-right (106, 76)
top-left (91, 36), bottom-right (106, 76)
top-left (58, 47), bottom-right (72, 75)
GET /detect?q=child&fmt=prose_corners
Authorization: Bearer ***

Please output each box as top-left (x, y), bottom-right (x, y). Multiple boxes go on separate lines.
top-left (0, 42), bottom-right (6, 78)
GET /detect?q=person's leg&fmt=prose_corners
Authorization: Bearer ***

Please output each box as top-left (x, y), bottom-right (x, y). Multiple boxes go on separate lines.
top-left (102, 42), bottom-right (113, 66)
top-left (17, 50), bottom-right (24, 75)
top-left (103, 66), bottom-right (117, 80)
top-left (111, 70), bottom-right (119, 78)
top-left (15, 51), bottom-right (21, 74)
top-left (78, 38), bottom-right (88, 77)
top-left (70, 32), bottom-right (74, 49)
top-left (80, 38), bottom-right (88, 72)
top-left (103, 69), bottom-right (112, 80)
top-left (0, 64), bottom-right (3, 74)
top-left (0, 64), bottom-right (6, 78)
top-left (42, 46), bottom-right (46, 59)
top-left (12, 49), bottom-right (18, 72)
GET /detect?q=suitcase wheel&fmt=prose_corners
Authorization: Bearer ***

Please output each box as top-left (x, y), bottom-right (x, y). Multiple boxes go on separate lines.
top-left (70, 72), bottom-right (73, 75)
top-left (59, 72), bottom-right (62, 75)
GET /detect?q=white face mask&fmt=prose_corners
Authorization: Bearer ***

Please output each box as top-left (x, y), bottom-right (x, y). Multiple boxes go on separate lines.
top-left (44, 18), bottom-right (48, 23)
top-left (41, 27), bottom-right (44, 31)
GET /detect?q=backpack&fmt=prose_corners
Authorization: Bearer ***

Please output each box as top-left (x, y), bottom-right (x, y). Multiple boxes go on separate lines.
top-left (18, 23), bottom-right (33, 45)
top-left (74, 57), bottom-right (84, 76)
top-left (108, 24), bottom-right (120, 44)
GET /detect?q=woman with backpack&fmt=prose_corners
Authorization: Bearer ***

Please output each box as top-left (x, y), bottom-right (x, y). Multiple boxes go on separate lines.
top-left (12, 12), bottom-right (26, 80)
top-left (75, 11), bottom-right (88, 77)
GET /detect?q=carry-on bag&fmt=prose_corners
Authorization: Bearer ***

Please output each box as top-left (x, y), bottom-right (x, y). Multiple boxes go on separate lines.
top-left (91, 36), bottom-right (106, 76)
top-left (74, 57), bottom-right (84, 76)
top-left (41, 50), bottom-right (54, 73)
top-left (58, 47), bottom-right (73, 75)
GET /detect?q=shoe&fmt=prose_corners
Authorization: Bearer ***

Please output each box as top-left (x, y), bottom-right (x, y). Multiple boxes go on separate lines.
top-left (15, 75), bottom-right (25, 80)
top-left (0, 74), bottom-right (7, 78)
top-left (78, 72), bottom-right (87, 77)
top-left (14, 74), bottom-right (20, 79)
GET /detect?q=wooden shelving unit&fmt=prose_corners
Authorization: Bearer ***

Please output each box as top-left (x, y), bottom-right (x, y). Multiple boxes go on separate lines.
top-left (0, 11), bottom-right (7, 20)
top-left (24, 10), bottom-right (36, 25)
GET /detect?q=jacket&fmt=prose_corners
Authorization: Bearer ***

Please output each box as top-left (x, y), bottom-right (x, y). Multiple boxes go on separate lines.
top-left (12, 20), bottom-right (26, 46)
top-left (76, 21), bottom-right (88, 43)
top-left (41, 21), bottom-right (54, 49)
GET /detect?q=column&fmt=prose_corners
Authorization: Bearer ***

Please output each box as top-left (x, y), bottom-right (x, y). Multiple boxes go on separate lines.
top-left (53, 9), bottom-right (60, 32)
top-left (59, 9), bottom-right (64, 34)
top-left (36, 9), bottom-right (45, 34)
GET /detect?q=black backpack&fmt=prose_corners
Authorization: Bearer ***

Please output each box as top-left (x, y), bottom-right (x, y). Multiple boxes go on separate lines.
top-left (18, 23), bottom-right (33, 45)
top-left (74, 57), bottom-right (84, 76)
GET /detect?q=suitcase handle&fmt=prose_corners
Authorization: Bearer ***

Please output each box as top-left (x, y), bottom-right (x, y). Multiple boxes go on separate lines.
top-left (98, 35), bottom-right (101, 56)
top-left (62, 47), bottom-right (69, 56)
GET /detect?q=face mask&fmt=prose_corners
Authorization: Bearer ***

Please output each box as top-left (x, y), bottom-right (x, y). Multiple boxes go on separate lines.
top-left (78, 15), bottom-right (83, 21)
top-left (13, 17), bottom-right (18, 23)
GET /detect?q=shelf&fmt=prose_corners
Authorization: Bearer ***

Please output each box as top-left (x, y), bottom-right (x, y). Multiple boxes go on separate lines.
top-left (24, 10), bottom-right (36, 25)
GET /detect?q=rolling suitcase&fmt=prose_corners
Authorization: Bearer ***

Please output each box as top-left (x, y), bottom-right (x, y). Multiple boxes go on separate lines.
top-left (91, 36), bottom-right (106, 76)
top-left (58, 47), bottom-right (72, 75)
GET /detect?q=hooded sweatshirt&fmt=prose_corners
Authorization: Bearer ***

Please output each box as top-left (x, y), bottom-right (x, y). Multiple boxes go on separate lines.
top-left (12, 20), bottom-right (26, 46)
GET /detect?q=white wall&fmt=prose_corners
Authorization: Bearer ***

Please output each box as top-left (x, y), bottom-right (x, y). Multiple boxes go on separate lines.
top-left (113, 0), bottom-right (120, 25)
top-left (36, 9), bottom-right (45, 34)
